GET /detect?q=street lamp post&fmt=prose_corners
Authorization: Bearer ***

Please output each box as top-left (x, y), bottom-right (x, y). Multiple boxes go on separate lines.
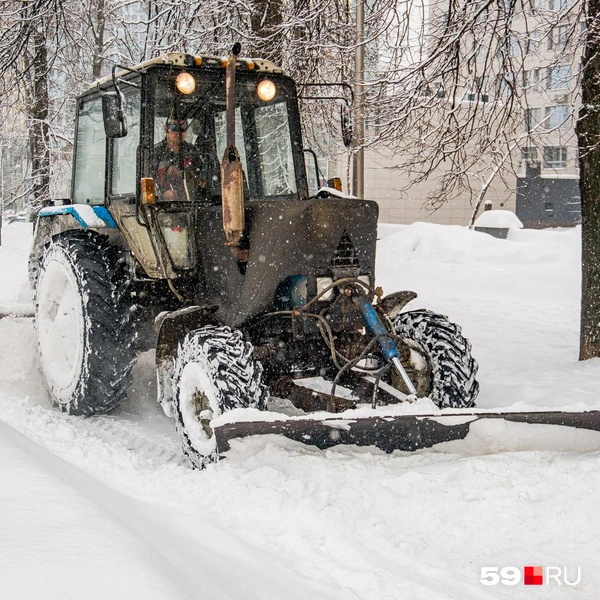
top-left (352, 0), bottom-right (365, 198)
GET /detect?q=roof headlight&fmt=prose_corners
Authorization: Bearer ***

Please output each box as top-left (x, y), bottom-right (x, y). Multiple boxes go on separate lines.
top-left (257, 79), bottom-right (277, 102)
top-left (176, 72), bottom-right (196, 94)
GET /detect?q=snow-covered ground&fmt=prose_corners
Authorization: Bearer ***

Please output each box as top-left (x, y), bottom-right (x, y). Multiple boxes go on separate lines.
top-left (1, 220), bottom-right (599, 599)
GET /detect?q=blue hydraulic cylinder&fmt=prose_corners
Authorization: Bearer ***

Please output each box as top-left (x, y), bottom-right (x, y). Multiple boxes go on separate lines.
top-left (355, 294), bottom-right (399, 361)
top-left (355, 294), bottom-right (418, 397)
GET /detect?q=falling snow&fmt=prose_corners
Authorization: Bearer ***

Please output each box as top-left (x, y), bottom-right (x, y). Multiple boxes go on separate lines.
top-left (0, 220), bottom-right (599, 599)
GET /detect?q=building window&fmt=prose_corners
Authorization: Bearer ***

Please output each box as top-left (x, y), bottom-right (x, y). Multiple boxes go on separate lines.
top-left (549, 25), bottom-right (569, 51)
top-left (525, 107), bottom-right (541, 132)
top-left (544, 105), bottom-right (570, 129)
top-left (499, 35), bottom-right (521, 59)
top-left (520, 147), bottom-right (539, 173)
top-left (497, 72), bottom-right (517, 95)
top-left (547, 65), bottom-right (571, 90)
top-left (526, 32), bottom-right (540, 54)
top-left (476, 75), bottom-right (488, 91)
top-left (467, 75), bottom-right (489, 102)
top-left (507, 35), bottom-right (520, 57)
top-left (543, 146), bottom-right (568, 169)
top-left (549, 0), bottom-right (574, 9)
top-left (523, 68), bottom-right (541, 91)
top-left (521, 147), bottom-right (539, 163)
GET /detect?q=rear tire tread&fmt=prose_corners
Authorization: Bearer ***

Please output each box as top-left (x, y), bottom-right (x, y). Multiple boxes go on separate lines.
top-left (35, 231), bottom-right (136, 415)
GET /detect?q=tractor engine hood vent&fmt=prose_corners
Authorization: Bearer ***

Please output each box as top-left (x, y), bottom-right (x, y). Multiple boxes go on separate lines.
top-left (331, 230), bottom-right (360, 279)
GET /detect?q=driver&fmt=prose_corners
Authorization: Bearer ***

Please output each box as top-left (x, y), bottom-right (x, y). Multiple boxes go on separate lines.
top-left (153, 118), bottom-right (205, 200)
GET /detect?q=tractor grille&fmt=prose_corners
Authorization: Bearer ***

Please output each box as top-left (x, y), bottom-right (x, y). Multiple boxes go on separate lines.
top-left (331, 230), bottom-right (360, 278)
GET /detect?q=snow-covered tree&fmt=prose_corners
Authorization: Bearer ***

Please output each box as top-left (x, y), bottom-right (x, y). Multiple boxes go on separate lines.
top-left (2, 0), bottom-right (600, 362)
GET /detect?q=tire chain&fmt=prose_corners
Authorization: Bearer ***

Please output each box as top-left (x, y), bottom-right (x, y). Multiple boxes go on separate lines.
top-left (393, 309), bottom-right (479, 409)
top-left (178, 325), bottom-right (268, 412)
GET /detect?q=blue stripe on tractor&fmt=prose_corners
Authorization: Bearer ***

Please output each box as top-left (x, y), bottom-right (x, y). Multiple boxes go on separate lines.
top-left (92, 206), bottom-right (117, 228)
top-left (38, 205), bottom-right (117, 229)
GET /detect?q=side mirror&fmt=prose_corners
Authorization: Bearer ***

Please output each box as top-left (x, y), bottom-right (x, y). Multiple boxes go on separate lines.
top-left (341, 105), bottom-right (352, 148)
top-left (102, 91), bottom-right (128, 138)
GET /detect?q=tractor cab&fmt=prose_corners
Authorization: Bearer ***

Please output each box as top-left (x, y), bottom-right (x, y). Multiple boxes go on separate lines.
top-left (80, 53), bottom-right (306, 205)
top-left (70, 53), bottom-right (311, 283)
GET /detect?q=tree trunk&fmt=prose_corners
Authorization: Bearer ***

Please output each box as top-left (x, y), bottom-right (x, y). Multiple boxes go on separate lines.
top-left (91, 0), bottom-right (106, 79)
top-left (250, 0), bottom-right (285, 66)
top-left (577, 0), bottom-right (600, 359)
top-left (27, 24), bottom-right (51, 216)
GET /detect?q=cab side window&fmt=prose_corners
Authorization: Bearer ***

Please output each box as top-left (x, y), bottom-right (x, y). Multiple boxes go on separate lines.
top-left (111, 91), bottom-right (141, 195)
top-left (73, 96), bottom-right (106, 205)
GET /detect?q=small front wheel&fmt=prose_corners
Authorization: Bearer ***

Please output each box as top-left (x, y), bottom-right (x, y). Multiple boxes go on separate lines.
top-left (172, 325), bottom-right (268, 469)
top-left (392, 309), bottom-right (479, 408)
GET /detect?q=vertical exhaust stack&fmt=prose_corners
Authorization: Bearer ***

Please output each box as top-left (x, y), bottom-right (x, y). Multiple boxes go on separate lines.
top-left (221, 42), bottom-right (245, 249)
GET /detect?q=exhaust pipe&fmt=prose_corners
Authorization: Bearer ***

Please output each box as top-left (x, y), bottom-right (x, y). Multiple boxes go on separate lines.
top-left (221, 42), bottom-right (244, 249)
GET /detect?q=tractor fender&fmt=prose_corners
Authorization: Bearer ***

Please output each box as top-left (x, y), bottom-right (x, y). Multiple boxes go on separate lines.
top-left (29, 205), bottom-right (117, 287)
top-left (155, 305), bottom-right (220, 417)
top-left (378, 290), bottom-right (418, 319)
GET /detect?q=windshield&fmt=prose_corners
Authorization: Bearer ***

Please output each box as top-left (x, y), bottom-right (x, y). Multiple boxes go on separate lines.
top-left (150, 70), bottom-right (301, 203)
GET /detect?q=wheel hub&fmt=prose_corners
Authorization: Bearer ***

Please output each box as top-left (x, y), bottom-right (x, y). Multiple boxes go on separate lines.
top-left (391, 341), bottom-right (432, 398)
top-left (193, 390), bottom-right (214, 439)
top-left (37, 256), bottom-right (85, 395)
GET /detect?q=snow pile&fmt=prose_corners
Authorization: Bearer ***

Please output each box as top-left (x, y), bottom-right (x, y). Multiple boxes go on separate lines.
top-left (377, 223), bottom-right (588, 411)
top-left (474, 209), bottom-right (524, 229)
top-left (0, 221), bottom-right (599, 599)
top-left (0, 222), bottom-right (34, 316)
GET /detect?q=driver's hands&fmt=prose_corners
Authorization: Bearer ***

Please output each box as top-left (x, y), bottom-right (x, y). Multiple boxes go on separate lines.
top-left (166, 165), bottom-right (182, 180)
top-left (163, 165), bottom-right (183, 200)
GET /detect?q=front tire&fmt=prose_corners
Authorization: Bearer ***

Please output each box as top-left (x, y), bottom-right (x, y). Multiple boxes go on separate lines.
top-left (35, 231), bottom-right (136, 415)
top-left (172, 325), bottom-right (268, 469)
top-left (392, 309), bottom-right (479, 408)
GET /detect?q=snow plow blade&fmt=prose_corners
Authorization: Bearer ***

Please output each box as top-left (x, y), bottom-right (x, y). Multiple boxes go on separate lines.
top-left (213, 410), bottom-right (600, 454)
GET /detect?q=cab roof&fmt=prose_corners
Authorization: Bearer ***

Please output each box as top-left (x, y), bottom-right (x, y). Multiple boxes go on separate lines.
top-left (92, 52), bottom-right (283, 91)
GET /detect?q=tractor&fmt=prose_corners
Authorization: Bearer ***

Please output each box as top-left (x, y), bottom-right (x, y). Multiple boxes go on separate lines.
top-left (30, 46), bottom-right (482, 468)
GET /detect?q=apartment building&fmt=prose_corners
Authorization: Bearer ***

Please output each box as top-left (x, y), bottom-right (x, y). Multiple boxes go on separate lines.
top-left (331, 0), bottom-right (583, 227)
top-left (514, 0), bottom-right (582, 227)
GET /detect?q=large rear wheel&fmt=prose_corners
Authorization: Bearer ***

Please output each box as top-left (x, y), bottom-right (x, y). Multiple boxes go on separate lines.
top-left (172, 325), bottom-right (268, 469)
top-left (35, 231), bottom-right (136, 415)
top-left (391, 309), bottom-right (479, 408)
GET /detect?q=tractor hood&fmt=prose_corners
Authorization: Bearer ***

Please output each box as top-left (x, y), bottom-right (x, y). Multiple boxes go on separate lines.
top-left (195, 197), bottom-right (379, 327)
